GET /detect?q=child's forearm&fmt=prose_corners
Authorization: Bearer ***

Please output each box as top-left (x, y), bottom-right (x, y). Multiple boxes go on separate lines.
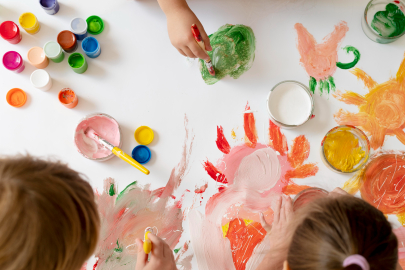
top-left (157, 0), bottom-right (190, 16)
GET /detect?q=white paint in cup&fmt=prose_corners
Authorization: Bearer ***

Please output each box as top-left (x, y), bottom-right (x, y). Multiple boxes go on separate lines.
top-left (267, 81), bottom-right (314, 129)
top-left (30, 69), bottom-right (52, 91)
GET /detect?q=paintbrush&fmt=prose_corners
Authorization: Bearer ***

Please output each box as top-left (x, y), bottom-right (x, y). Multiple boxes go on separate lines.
top-left (85, 128), bottom-right (150, 175)
top-left (191, 24), bottom-right (215, 76)
top-left (143, 227), bottom-right (154, 254)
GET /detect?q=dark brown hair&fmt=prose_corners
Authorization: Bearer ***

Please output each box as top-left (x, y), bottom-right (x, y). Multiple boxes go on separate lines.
top-left (287, 195), bottom-right (398, 270)
top-left (0, 155), bottom-right (100, 270)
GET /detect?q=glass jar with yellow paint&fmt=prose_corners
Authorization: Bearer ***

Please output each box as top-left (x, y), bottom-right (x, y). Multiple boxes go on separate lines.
top-left (321, 126), bottom-right (370, 173)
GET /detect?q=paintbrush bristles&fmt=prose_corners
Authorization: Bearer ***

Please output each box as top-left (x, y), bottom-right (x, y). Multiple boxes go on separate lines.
top-left (84, 128), bottom-right (99, 141)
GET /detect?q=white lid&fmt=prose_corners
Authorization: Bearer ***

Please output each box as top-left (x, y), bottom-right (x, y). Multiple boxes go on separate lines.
top-left (70, 18), bottom-right (87, 34)
top-left (30, 69), bottom-right (50, 88)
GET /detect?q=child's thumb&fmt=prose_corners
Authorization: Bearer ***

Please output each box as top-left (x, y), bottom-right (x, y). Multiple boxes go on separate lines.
top-left (135, 238), bottom-right (147, 270)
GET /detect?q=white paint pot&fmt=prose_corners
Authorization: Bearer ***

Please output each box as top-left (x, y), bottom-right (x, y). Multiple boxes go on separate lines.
top-left (30, 69), bottom-right (52, 91)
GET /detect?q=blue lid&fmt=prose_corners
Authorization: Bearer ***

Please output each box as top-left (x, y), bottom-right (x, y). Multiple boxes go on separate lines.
top-left (132, 145), bottom-right (151, 164)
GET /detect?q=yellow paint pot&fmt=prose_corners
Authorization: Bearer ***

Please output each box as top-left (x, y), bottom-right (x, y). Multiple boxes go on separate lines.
top-left (320, 125), bottom-right (370, 174)
top-left (19, 12), bottom-right (40, 34)
top-left (135, 126), bottom-right (154, 145)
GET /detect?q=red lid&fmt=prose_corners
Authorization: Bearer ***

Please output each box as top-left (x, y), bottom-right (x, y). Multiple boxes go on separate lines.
top-left (0, 21), bottom-right (19, 40)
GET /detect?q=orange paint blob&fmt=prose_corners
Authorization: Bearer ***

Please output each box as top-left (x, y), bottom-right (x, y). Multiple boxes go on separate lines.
top-left (268, 120), bottom-right (288, 156)
top-left (244, 103), bottom-right (258, 148)
top-left (288, 135), bottom-right (310, 168)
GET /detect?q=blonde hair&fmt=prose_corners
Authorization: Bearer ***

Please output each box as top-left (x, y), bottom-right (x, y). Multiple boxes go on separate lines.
top-left (0, 155), bottom-right (100, 270)
top-left (287, 195), bottom-right (398, 270)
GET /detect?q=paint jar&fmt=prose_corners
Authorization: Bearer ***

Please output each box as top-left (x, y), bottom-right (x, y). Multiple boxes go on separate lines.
top-left (3, 51), bottom-right (25, 73)
top-left (70, 18), bottom-right (88, 40)
top-left (39, 0), bottom-right (59, 15)
top-left (43, 41), bottom-right (65, 63)
top-left (74, 113), bottom-right (122, 161)
top-left (132, 145), bottom-right (152, 164)
top-left (86, 15), bottom-right (104, 35)
top-left (81, 37), bottom-right (101, 58)
top-left (362, 0), bottom-right (405, 44)
top-left (30, 70), bottom-right (52, 91)
top-left (321, 125), bottom-right (370, 174)
top-left (59, 88), bottom-right (78, 109)
top-left (27, 47), bottom-right (49, 69)
top-left (57, 30), bottom-right (78, 53)
top-left (267, 81), bottom-right (315, 129)
top-left (68, 53), bottom-right (88, 74)
top-left (0, 21), bottom-right (22, 44)
top-left (19, 12), bottom-right (40, 34)
top-left (6, 88), bottom-right (27, 108)
top-left (293, 187), bottom-right (329, 211)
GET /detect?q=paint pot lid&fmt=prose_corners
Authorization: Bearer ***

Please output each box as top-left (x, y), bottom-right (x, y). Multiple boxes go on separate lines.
top-left (19, 13), bottom-right (37, 29)
top-left (6, 88), bottom-right (27, 107)
top-left (57, 30), bottom-right (77, 49)
top-left (27, 47), bottom-right (46, 65)
top-left (58, 88), bottom-right (76, 105)
top-left (30, 69), bottom-right (50, 88)
top-left (0, 21), bottom-right (19, 39)
top-left (68, 53), bottom-right (85, 68)
top-left (3, 51), bottom-right (22, 69)
top-left (70, 18), bottom-right (88, 34)
top-left (86, 16), bottom-right (104, 35)
top-left (44, 41), bottom-right (61, 57)
top-left (134, 126), bottom-right (154, 145)
top-left (81, 36), bottom-right (99, 52)
top-left (132, 145), bottom-right (152, 164)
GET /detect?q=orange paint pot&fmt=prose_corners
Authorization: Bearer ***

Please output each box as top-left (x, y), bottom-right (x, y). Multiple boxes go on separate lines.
top-left (27, 47), bottom-right (49, 69)
top-left (58, 88), bottom-right (78, 109)
top-left (6, 88), bottom-right (27, 107)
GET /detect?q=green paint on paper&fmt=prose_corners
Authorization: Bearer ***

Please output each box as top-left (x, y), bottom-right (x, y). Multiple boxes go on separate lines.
top-left (336, 46), bottom-right (361, 70)
top-left (114, 240), bottom-right (123, 253)
top-left (328, 76), bottom-right (336, 92)
top-left (320, 80), bottom-right (330, 94)
top-left (174, 247), bottom-right (181, 254)
top-left (109, 184), bottom-right (116, 196)
top-left (371, 3), bottom-right (405, 37)
top-left (200, 24), bottom-right (256, 85)
top-left (309, 77), bottom-right (317, 94)
top-left (116, 181), bottom-right (137, 202)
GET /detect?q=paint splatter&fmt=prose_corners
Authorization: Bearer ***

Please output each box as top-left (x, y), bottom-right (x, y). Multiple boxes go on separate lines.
top-left (334, 53), bottom-right (405, 149)
top-left (343, 152), bottom-right (405, 223)
top-left (203, 160), bottom-right (228, 184)
top-left (231, 128), bottom-right (237, 139)
top-left (216, 126), bottom-right (231, 154)
top-left (372, 3), bottom-right (405, 37)
top-left (295, 21), bottom-right (360, 94)
top-left (94, 116), bottom-right (194, 270)
top-left (200, 24), bottom-right (256, 85)
top-left (190, 103), bottom-right (319, 270)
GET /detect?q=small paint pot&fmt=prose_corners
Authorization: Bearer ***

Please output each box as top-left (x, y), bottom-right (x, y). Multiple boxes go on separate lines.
top-left (58, 88), bottom-right (78, 109)
top-left (0, 21), bottom-right (22, 44)
top-left (57, 30), bottom-right (78, 53)
top-left (81, 37), bottom-right (101, 58)
top-left (292, 187), bottom-right (329, 211)
top-left (321, 125), bottom-right (370, 174)
top-left (132, 145), bottom-right (152, 164)
top-left (39, 0), bottom-right (59, 15)
top-left (6, 88), bottom-right (27, 108)
top-left (134, 126), bottom-right (154, 145)
top-left (70, 18), bottom-right (88, 40)
top-left (19, 12), bottom-right (40, 34)
top-left (27, 47), bottom-right (49, 69)
top-left (86, 15), bottom-right (104, 35)
top-left (30, 70), bottom-right (52, 91)
top-left (68, 53), bottom-right (88, 74)
top-left (362, 0), bottom-right (405, 44)
top-left (267, 80), bottom-right (315, 129)
top-left (3, 51), bottom-right (25, 73)
top-left (43, 41), bottom-right (64, 63)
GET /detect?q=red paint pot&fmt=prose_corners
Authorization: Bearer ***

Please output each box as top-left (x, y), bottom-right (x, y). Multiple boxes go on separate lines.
top-left (292, 187), bottom-right (329, 211)
top-left (0, 21), bottom-right (22, 44)
top-left (57, 30), bottom-right (77, 53)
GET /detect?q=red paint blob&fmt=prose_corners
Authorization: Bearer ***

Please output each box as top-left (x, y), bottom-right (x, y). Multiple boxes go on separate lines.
top-left (244, 103), bottom-right (258, 148)
top-left (203, 160), bottom-right (228, 184)
top-left (216, 126), bottom-right (231, 154)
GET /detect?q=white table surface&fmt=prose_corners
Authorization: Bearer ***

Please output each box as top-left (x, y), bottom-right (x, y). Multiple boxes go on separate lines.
top-left (1, 0), bottom-right (405, 268)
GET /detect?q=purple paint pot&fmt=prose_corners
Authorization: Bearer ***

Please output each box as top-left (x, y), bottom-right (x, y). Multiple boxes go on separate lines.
top-left (3, 51), bottom-right (25, 73)
top-left (39, 0), bottom-right (60, 15)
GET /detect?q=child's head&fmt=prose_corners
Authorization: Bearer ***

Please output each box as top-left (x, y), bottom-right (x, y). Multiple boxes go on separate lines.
top-left (286, 195), bottom-right (398, 270)
top-left (0, 155), bottom-right (100, 270)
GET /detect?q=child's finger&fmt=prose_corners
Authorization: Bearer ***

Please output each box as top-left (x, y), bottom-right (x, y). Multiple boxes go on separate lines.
top-left (182, 47), bottom-right (197, 59)
top-left (148, 233), bottom-right (165, 258)
top-left (163, 242), bottom-right (173, 259)
top-left (273, 196), bottom-right (282, 223)
top-left (285, 196), bottom-right (293, 221)
top-left (280, 195), bottom-right (286, 222)
top-left (135, 238), bottom-right (147, 269)
top-left (189, 42), bottom-right (209, 61)
top-left (199, 25), bottom-right (212, 51)
top-left (177, 48), bottom-right (187, 57)
top-left (260, 212), bottom-right (272, 233)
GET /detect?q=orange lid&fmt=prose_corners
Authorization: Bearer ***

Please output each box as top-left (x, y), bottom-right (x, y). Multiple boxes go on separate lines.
top-left (6, 88), bottom-right (27, 107)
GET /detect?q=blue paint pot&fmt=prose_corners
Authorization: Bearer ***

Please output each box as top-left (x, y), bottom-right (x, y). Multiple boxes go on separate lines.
top-left (81, 36), bottom-right (101, 58)
top-left (70, 18), bottom-right (88, 41)
top-left (39, 0), bottom-right (59, 15)
top-left (132, 145), bottom-right (151, 164)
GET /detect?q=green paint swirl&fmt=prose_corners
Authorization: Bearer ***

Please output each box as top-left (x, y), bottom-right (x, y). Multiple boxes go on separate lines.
top-left (200, 24), bottom-right (256, 85)
top-left (336, 46), bottom-right (361, 70)
top-left (309, 77), bottom-right (317, 94)
top-left (371, 3), bottom-right (405, 37)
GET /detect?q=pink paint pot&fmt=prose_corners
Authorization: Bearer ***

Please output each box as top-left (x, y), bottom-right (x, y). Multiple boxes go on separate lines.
top-left (3, 51), bottom-right (25, 73)
top-left (27, 47), bottom-right (49, 69)
top-left (0, 21), bottom-right (22, 44)
top-left (74, 113), bottom-right (122, 161)
top-left (292, 187), bottom-right (329, 211)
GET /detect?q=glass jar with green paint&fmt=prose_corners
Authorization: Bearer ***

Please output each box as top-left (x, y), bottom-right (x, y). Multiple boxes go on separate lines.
top-left (362, 0), bottom-right (405, 43)
top-left (68, 53), bottom-right (88, 74)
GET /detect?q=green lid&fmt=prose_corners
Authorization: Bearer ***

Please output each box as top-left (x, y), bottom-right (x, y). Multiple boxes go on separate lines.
top-left (86, 15), bottom-right (104, 35)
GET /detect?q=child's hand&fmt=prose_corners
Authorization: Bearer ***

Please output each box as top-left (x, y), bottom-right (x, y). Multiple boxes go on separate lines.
top-left (166, 7), bottom-right (212, 60)
top-left (135, 234), bottom-right (177, 270)
top-left (329, 187), bottom-right (348, 197)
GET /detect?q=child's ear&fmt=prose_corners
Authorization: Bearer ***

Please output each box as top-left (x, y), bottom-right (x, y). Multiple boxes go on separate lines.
top-left (283, 260), bottom-right (291, 270)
